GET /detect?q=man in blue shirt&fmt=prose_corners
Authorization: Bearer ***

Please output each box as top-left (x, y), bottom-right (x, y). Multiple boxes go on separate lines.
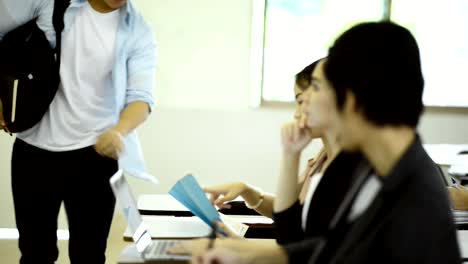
top-left (1, 0), bottom-right (156, 263)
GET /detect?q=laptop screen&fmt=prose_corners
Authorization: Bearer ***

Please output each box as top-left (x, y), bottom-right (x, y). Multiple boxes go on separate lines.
top-left (110, 170), bottom-right (152, 253)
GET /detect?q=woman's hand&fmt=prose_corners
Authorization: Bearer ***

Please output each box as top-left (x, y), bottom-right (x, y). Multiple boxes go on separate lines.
top-left (204, 182), bottom-right (249, 209)
top-left (281, 122), bottom-right (312, 154)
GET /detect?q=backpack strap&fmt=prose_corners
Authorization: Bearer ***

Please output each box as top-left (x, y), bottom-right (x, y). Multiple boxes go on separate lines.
top-left (52, 0), bottom-right (70, 65)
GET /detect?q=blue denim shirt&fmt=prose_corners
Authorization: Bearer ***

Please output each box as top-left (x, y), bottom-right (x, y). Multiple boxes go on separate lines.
top-left (64, 0), bottom-right (157, 181)
top-left (64, 0), bottom-right (156, 111)
top-left (64, 0), bottom-right (156, 180)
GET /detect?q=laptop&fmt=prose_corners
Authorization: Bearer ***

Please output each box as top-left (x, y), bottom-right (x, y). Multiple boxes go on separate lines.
top-left (110, 170), bottom-right (191, 262)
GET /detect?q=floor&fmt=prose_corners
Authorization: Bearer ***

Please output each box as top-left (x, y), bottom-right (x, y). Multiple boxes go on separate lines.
top-left (0, 213), bottom-right (130, 264)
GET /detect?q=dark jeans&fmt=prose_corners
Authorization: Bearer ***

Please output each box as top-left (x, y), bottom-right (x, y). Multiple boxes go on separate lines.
top-left (11, 139), bottom-right (118, 264)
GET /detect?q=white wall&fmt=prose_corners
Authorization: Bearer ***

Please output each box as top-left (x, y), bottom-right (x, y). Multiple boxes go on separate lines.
top-left (1, 0), bottom-right (467, 228)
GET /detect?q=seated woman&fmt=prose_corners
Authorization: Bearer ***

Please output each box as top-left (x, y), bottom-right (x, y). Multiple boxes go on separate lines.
top-left (167, 57), bottom-right (356, 253)
top-left (202, 59), bottom-right (339, 221)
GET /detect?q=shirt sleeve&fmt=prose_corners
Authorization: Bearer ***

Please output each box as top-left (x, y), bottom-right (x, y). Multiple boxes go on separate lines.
top-left (36, 0), bottom-right (56, 48)
top-left (125, 23), bottom-right (157, 112)
top-left (273, 201), bottom-right (304, 244)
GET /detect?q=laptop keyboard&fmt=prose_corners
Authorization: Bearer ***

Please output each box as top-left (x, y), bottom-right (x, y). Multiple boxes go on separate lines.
top-left (150, 240), bottom-right (177, 256)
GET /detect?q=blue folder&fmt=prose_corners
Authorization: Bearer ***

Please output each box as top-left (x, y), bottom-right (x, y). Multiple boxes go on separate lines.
top-left (169, 174), bottom-right (222, 229)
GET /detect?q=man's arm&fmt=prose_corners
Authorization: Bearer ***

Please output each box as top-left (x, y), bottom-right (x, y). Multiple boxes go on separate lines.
top-left (125, 24), bottom-right (157, 112)
top-left (94, 101), bottom-right (150, 159)
top-left (95, 23), bottom-right (156, 159)
top-left (113, 101), bottom-right (150, 136)
top-left (36, 0), bottom-right (56, 48)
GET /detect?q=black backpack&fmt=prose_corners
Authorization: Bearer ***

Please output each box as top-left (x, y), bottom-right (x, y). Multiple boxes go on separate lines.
top-left (0, 0), bottom-right (70, 133)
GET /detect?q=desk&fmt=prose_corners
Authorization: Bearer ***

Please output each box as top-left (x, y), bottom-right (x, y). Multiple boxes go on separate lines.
top-left (137, 194), bottom-right (275, 239)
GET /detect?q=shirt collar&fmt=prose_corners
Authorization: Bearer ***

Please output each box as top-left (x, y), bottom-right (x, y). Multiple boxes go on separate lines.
top-left (381, 134), bottom-right (422, 193)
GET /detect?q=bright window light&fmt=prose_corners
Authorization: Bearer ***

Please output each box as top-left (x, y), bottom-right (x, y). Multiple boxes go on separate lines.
top-left (261, 0), bottom-right (468, 108)
top-left (262, 0), bottom-right (385, 102)
top-left (391, 0), bottom-right (468, 107)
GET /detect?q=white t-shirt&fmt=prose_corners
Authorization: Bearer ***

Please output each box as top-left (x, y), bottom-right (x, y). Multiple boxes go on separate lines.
top-left (348, 174), bottom-right (382, 222)
top-left (19, 2), bottom-right (121, 151)
top-left (302, 172), bottom-right (324, 230)
top-left (301, 173), bottom-right (381, 230)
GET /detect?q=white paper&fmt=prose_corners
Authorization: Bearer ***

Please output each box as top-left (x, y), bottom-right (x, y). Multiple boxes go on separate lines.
top-left (118, 132), bottom-right (158, 184)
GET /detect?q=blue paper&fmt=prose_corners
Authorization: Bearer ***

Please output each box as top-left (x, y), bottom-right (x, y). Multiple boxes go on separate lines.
top-left (169, 175), bottom-right (221, 228)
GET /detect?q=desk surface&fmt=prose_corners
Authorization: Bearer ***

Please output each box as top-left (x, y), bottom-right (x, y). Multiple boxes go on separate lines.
top-left (424, 144), bottom-right (468, 166)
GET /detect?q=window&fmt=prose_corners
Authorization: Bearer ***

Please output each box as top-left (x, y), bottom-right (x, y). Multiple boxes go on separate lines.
top-left (391, 0), bottom-right (468, 107)
top-left (259, 0), bottom-right (468, 107)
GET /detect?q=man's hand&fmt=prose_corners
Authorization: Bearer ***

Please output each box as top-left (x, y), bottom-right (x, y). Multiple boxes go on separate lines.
top-left (448, 187), bottom-right (468, 210)
top-left (94, 129), bottom-right (124, 160)
top-left (167, 238), bottom-right (211, 256)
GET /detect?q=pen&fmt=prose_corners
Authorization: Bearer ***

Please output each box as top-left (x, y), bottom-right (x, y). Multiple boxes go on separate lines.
top-left (207, 227), bottom-right (216, 249)
top-left (3, 126), bottom-right (12, 136)
top-left (452, 177), bottom-right (460, 189)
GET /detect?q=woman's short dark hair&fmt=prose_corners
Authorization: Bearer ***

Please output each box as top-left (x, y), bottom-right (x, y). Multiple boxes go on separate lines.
top-left (324, 21), bottom-right (424, 127)
top-left (295, 59), bottom-right (321, 91)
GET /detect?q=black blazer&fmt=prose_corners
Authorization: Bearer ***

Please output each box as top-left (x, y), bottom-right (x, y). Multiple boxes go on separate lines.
top-left (274, 151), bottom-right (370, 259)
top-left (279, 137), bottom-right (461, 264)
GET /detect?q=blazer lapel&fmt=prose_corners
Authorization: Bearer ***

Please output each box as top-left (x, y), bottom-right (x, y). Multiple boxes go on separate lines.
top-left (329, 191), bottom-right (385, 264)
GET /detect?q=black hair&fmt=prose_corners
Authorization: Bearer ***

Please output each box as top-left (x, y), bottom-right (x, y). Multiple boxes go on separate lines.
top-left (295, 59), bottom-right (322, 91)
top-left (324, 21), bottom-right (424, 127)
